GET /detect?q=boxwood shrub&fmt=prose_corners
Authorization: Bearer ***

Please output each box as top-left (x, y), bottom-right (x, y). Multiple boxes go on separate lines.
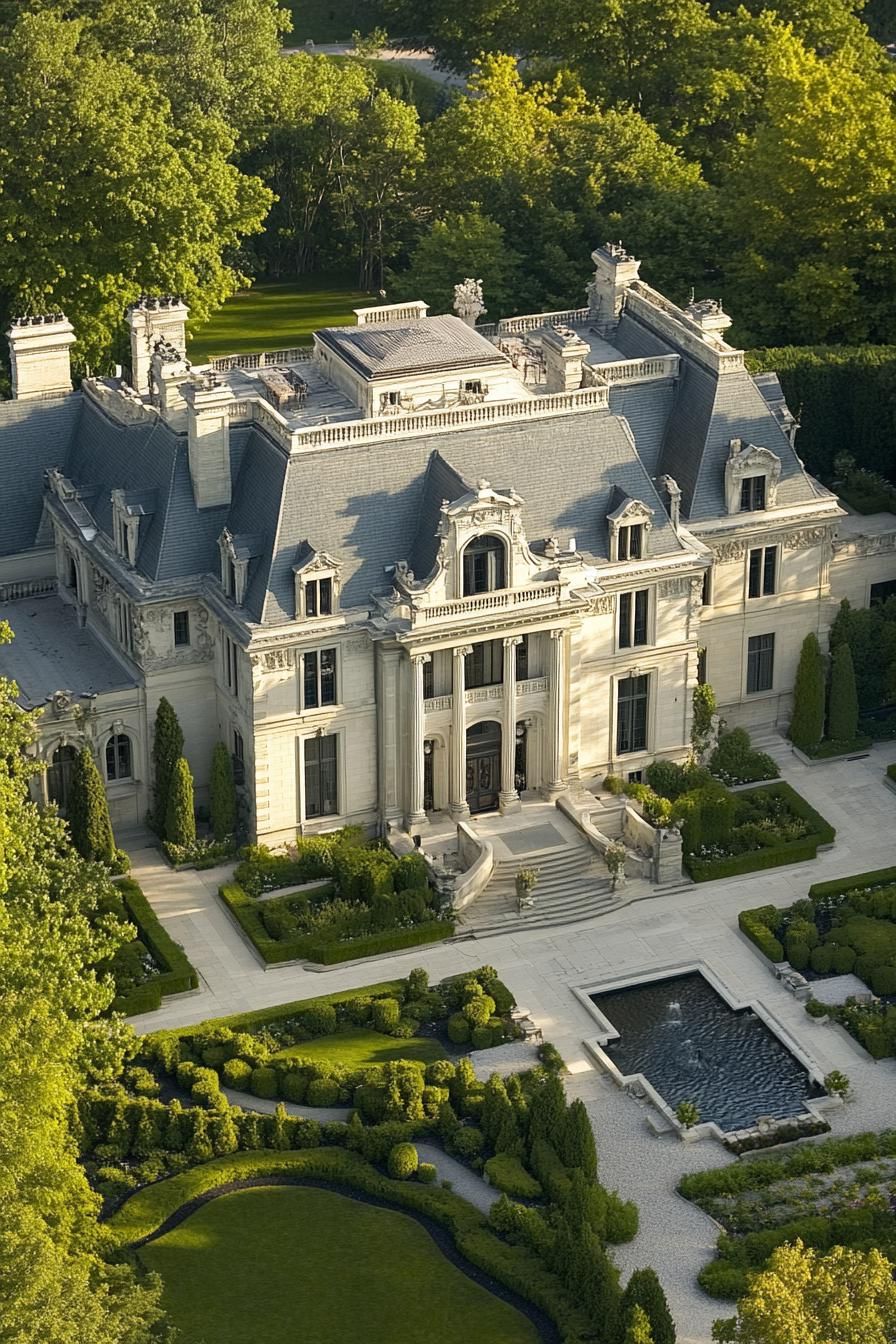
top-left (484, 1154), bottom-right (543, 1199)
top-left (687, 783), bottom-right (834, 882)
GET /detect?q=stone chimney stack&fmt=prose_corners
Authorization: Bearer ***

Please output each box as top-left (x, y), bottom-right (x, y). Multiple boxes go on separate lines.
top-left (542, 325), bottom-right (590, 393)
top-left (126, 295), bottom-right (189, 393)
top-left (183, 379), bottom-right (232, 509)
top-left (7, 314), bottom-right (76, 400)
top-left (587, 242), bottom-right (641, 321)
top-left (684, 297), bottom-right (732, 339)
top-left (659, 475), bottom-right (682, 532)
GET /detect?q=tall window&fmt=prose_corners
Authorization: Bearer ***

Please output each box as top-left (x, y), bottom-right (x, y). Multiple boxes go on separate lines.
top-left (66, 553), bottom-right (79, 597)
top-left (697, 647), bottom-right (707, 686)
top-left (224, 636), bottom-right (240, 696)
top-left (305, 577), bottom-right (333, 618)
top-left (617, 675), bottom-right (649, 754)
top-left (105, 734), bottom-right (132, 781)
top-left (304, 733), bottom-right (338, 819)
top-left (462, 535), bottom-right (506, 595)
top-left (303, 648), bottom-right (337, 709)
top-left (465, 641), bottom-right (503, 689)
top-left (173, 610), bottom-right (191, 647)
top-left (232, 728), bottom-right (245, 785)
top-left (702, 569), bottom-right (713, 607)
top-left (748, 546), bottom-right (777, 598)
top-left (223, 555), bottom-right (237, 599)
top-left (47, 744), bottom-right (77, 812)
top-left (617, 524), bottom-right (643, 561)
top-left (422, 658), bottom-right (434, 700)
top-left (115, 599), bottom-right (133, 653)
top-left (747, 633), bottom-right (775, 694)
top-left (618, 590), bottom-right (649, 649)
top-left (740, 476), bottom-right (766, 511)
top-left (870, 580), bottom-right (896, 606)
top-left (515, 635), bottom-right (529, 682)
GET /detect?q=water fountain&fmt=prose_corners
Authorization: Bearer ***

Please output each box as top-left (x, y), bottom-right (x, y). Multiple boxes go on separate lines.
top-left (592, 971), bottom-right (824, 1132)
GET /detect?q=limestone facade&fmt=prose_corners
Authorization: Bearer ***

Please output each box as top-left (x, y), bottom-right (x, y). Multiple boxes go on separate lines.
top-left (1, 247), bottom-right (893, 844)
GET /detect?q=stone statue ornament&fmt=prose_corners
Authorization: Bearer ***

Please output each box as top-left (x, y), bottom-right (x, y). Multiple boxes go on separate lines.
top-left (453, 278), bottom-right (486, 328)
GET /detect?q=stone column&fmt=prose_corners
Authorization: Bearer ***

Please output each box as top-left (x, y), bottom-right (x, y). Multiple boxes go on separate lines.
top-left (449, 645), bottom-right (473, 819)
top-left (542, 628), bottom-right (567, 799)
top-left (500, 636), bottom-right (522, 814)
top-left (406, 652), bottom-right (430, 829)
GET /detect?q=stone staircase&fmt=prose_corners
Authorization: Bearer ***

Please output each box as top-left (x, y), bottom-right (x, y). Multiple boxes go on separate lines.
top-left (459, 838), bottom-right (617, 937)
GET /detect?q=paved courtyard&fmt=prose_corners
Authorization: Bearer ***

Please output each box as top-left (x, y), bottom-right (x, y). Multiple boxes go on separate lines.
top-left (129, 738), bottom-right (896, 1343)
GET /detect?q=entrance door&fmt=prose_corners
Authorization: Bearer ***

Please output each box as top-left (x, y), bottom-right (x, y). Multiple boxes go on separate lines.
top-left (48, 744), bottom-right (77, 813)
top-left (466, 721), bottom-right (501, 814)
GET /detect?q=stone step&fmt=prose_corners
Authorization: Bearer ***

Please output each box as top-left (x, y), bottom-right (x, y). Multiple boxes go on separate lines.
top-left (464, 886), bottom-right (619, 936)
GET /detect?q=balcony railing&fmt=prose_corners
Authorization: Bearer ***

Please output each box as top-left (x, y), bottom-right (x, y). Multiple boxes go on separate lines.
top-left (596, 355), bottom-right (680, 385)
top-left (423, 676), bottom-right (548, 713)
top-left (416, 584), bottom-right (562, 626)
top-left (210, 347), bottom-right (314, 372)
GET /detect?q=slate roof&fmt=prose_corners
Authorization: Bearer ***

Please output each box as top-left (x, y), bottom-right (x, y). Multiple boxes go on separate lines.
top-left (0, 394), bottom-right (82, 555)
top-left (0, 594), bottom-right (137, 705)
top-left (256, 407), bottom-right (687, 623)
top-left (658, 359), bottom-right (819, 520)
top-left (316, 315), bottom-right (510, 380)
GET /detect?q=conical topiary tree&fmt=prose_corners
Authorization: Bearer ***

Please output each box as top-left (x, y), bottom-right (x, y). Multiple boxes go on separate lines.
top-left (67, 746), bottom-right (115, 863)
top-left (209, 741), bottom-right (236, 841)
top-left (827, 642), bottom-right (859, 744)
top-left (789, 633), bottom-right (825, 751)
top-left (152, 697), bottom-right (183, 835)
top-left (620, 1268), bottom-right (675, 1344)
top-left (624, 1305), bottom-right (655, 1344)
top-left (164, 756), bottom-right (196, 848)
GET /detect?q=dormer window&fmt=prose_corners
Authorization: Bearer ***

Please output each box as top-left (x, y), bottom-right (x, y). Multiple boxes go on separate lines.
top-left (726, 440), bottom-right (781, 515)
top-left (618, 524), bottom-right (643, 561)
top-left (305, 577), bottom-right (333, 618)
top-left (462, 534), bottom-right (506, 595)
top-left (607, 496), bottom-right (653, 563)
top-left (293, 546), bottom-right (341, 620)
top-left (740, 476), bottom-right (766, 512)
top-left (110, 489), bottom-right (147, 566)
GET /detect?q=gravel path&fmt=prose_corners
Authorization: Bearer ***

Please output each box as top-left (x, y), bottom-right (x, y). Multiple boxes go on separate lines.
top-left (221, 1086), bottom-right (352, 1125)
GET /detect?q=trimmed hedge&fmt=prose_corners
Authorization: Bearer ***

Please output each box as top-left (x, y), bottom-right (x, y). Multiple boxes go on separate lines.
top-left (484, 1154), bottom-right (543, 1199)
top-left (105, 1148), bottom-right (592, 1341)
top-left (738, 905), bottom-right (785, 962)
top-left (111, 879), bottom-right (199, 1015)
top-left (685, 782), bottom-right (834, 882)
top-left (219, 881), bottom-right (453, 965)
top-left (809, 865), bottom-right (896, 902)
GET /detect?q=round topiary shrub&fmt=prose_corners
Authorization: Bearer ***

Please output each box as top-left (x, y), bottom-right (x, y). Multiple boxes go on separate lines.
top-left (175, 1060), bottom-right (199, 1090)
top-left (201, 1044), bottom-right (229, 1068)
top-left (425, 1059), bottom-right (456, 1086)
top-left (250, 1066), bottom-right (279, 1099)
top-left (787, 942), bottom-right (810, 972)
top-left (871, 964), bottom-right (896, 996)
top-left (280, 1070), bottom-right (308, 1104)
top-left (463, 994), bottom-right (495, 1029)
top-left (832, 945), bottom-right (857, 974)
top-left (221, 1057), bottom-right (253, 1090)
top-left (372, 997), bottom-right (401, 1033)
top-left (417, 1162), bottom-right (437, 1184)
top-left (387, 1142), bottom-right (419, 1180)
top-left (471, 1026), bottom-right (494, 1050)
top-left (447, 1013), bottom-right (471, 1044)
top-left (306, 1077), bottom-right (340, 1107)
top-left (810, 944), bottom-right (834, 974)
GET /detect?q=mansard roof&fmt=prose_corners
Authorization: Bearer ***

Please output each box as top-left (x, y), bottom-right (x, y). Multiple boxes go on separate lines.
top-left (0, 394), bottom-right (82, 556)
top-left (316, 314), bottom-right (509, 380)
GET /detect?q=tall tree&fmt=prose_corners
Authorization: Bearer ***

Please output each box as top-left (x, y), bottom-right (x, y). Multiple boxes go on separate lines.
top-left (827, 642), bottom-right (860, 743)
top-left (0, 8), bottom-right (271, 366)
top-left (67, 747), bottom-right (115, 864)
top-left (151, 698), bottom-right (184, 836)
top-left (209, 741), bottom-right (237, 841)
top-left (789, 633), bottom-right (826, 751)
top-left (713, 1240), bottom-right (896, 1344)
top-left (164, 757), bottom-right (196, 848)
top-left (390, 210), bottom-right (522, 316)
top-left (0, 621), bottom-right (166, 1343)
top-left (621, 1269), bottom-right (676, 1344)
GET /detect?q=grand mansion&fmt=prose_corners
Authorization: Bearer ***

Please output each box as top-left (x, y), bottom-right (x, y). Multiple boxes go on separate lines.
top-left (1, 245), bottom-right (894, 844)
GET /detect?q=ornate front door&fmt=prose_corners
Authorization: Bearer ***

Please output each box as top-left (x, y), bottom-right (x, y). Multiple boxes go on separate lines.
top-left (466, 721), bottom-right (501, 814)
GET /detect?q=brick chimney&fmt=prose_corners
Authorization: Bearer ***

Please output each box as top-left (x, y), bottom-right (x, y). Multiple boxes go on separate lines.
top-left (7, 314), bottom-right (76, 400)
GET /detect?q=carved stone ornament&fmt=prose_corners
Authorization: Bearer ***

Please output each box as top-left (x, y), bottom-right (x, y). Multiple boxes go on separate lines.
top-left (658, 577), bottom-right (690, 597)
top-left (592, 595), bottom-right (614, 614)
top-left (50, 690), bottom-right (75, 718)
top-left (453, 278), bottom-right (486, 327)
top-left (715, 540), bottom-right (746, 563)
top-left (263, 649), bottom-right (293, 671)
top-left (724, 440), bottom-right (781, 515)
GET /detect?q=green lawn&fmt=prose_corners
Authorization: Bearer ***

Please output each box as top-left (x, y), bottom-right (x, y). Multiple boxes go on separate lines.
top-left (274, 1024), bottom-right (446, 1068)
top-left (187, 276), bottom-right (377, 361)
top-left (140, 1185), bottom-right (539, 1344)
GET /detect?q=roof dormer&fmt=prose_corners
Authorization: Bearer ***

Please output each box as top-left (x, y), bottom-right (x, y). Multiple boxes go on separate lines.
top-left (607, 491), bottom-right (654, 562)
top-left (725, 439), bottom-right (781, 515)
top-left (292, 543), bottom-right (342, 620)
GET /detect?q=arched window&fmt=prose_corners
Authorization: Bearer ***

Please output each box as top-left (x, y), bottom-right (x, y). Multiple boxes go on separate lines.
top-left (462, 535), bottom-right (506, 596)
top-left (105, 734), bottom-right (132, 781)
top-left (47, 744), bottom-right (77, 812)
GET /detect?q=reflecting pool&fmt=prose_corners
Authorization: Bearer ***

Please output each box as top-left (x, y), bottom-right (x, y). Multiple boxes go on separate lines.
top-left (590, 971), bottom-right (824, 1131)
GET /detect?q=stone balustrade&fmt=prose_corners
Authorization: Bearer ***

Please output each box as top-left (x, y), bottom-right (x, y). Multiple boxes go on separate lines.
top-left (477, 307), bottom-right (594, 336)
top-left (0, 576), bottom-right (56, 603)
top-left (596, 354), bottom-right (680, 384)
top-left (210, 347), bottom-right (314, 372)
top-left (416, 584), bottom-right (562, 626)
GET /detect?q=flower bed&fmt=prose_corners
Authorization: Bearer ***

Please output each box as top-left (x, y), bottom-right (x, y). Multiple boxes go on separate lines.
top-left (685, 782), bottom-right (834, 882)
top-left (220, 829), bottom-right (453, 964)
top-left (679, 1129), bottom-right (896, 1300)
top-left (99, 878), bottom-right (199, 1015)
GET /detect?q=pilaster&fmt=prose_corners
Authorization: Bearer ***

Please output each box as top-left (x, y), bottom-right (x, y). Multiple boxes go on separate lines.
top-left (406, 652), bottom-right (430, 828)
top-left (449, 645), bottom-right (472, 819)
top-left (499, 636), bottom-right (522, 813)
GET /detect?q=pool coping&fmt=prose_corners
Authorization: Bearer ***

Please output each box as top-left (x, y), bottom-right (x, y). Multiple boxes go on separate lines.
top-left (572, 959), bottom-right (843, 1145)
